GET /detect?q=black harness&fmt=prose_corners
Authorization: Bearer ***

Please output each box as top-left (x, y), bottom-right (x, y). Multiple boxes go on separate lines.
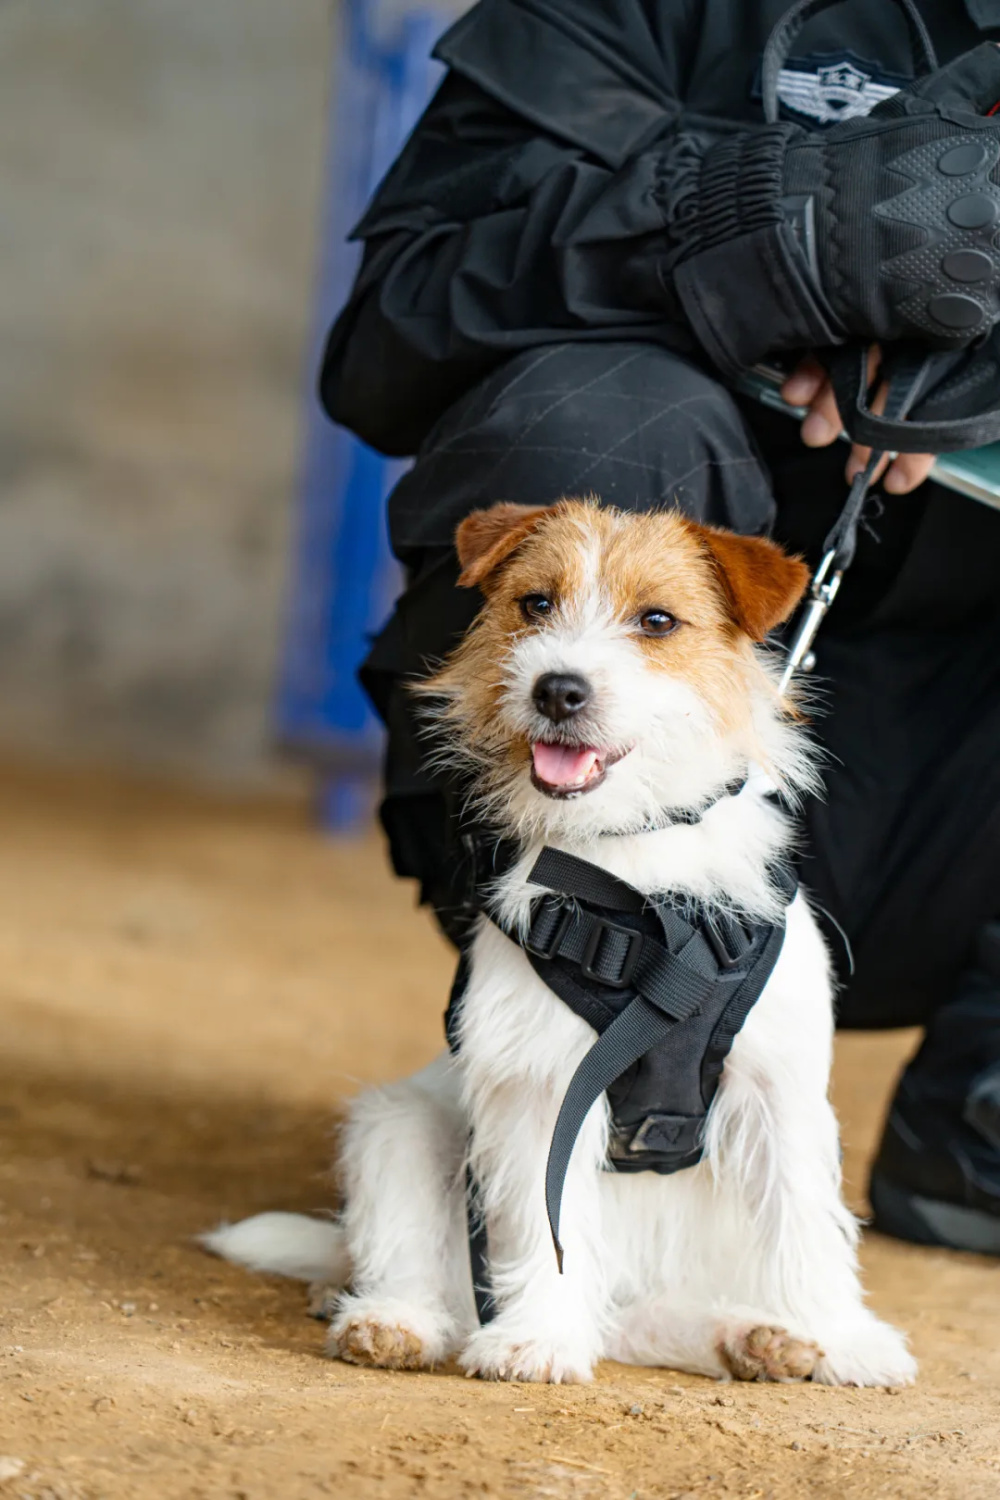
top-left (453, 814), bottom-right (797, 1322)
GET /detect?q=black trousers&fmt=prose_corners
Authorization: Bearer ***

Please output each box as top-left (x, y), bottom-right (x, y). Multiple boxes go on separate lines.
top-left (361, 343), bottom-right (1000, 1029)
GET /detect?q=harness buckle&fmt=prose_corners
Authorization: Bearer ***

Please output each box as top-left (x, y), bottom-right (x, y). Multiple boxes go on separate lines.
top-left (524, 897), bottom-right (573, 961)
top-left (581, 918), bottom-right (643, 990)
top-left (704, 913), bottom-right (754, 973)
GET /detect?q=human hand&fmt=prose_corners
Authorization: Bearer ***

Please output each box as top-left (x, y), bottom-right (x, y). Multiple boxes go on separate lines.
top-left (780, 352), bottom-right (936, 496)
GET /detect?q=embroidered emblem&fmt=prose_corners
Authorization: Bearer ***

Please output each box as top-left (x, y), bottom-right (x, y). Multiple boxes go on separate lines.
top-left (774, 54), bottom-right (903, 125)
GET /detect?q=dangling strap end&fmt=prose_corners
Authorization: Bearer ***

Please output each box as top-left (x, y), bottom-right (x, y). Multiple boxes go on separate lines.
top-left (547, 1170), bottom-right (566, 1273)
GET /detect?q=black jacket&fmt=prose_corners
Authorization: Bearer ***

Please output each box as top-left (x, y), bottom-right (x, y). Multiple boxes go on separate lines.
top-left (321, 0), bottom-right (1000, 457)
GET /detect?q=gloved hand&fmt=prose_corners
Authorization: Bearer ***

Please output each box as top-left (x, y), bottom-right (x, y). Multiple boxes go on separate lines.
top-left (673, 44), bottom-right (1000, 379)
top-left (781, 349), bottom-right (936, 494)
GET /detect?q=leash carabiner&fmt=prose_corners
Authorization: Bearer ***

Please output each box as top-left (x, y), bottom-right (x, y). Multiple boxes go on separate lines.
top-left (777, 546), bottom-right (844, 695)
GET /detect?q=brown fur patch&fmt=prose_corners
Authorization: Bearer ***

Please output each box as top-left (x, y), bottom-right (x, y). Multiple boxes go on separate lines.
top-left (455, 503), bottom-right (556, 588)
top-left (431, 501), bottom-right (596, 783)
top-left (686, 523), bottom-right (810, 643)
top-left (582, 506), bottom-right (759, 735)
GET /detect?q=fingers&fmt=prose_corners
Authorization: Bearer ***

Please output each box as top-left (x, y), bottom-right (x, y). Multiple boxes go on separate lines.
top-left (782, 351), bottom-right (880, 448)
top-left (800, 380), bottom-right (843, 448)
top-left (780, 356), bottom-right (826, 408)
top-left (780, 357), bottom-right (843, 447)
top-left (883, 452), bottom-right (936, 494)
top-left (842, 367), bottom-right (935, 493)
top-left (782, 350), bottom-right (935, 493)
top-left (846, 442), bottom-right (933, 494)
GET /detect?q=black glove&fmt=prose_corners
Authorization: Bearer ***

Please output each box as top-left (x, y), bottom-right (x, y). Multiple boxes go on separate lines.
top-left (673, 44), bottom-right (1000, 380)
top-left (822, 326), bottom-right (1000, 455)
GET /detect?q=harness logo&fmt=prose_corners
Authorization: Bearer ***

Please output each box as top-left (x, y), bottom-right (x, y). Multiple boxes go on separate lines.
top-left (774, 52), bottom-right (903, 125)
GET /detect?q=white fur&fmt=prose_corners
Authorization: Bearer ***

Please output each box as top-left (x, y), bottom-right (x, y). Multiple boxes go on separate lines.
top-left (205, 512), bottom-right (915, 1387)
top-left (200, 1212), bottom-right (349, 1284)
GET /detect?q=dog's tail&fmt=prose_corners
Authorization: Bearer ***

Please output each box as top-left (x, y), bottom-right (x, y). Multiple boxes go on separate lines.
top-left (199, 1212), bottom-right (350, 1285)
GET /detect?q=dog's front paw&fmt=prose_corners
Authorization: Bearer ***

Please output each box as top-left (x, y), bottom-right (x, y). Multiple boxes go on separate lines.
top-left (718, 1324), bottom-right (821, 1383)
top-left (460, 1324), bottom-right (594, 1384)
top-left (812, 1314), bottom-right (916, 1388)
top-left (327, 1294), bottom-right (455, 1371)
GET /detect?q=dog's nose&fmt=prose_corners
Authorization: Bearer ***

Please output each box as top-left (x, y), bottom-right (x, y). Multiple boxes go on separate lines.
top-left (532, 672), bottom-right (591, 723)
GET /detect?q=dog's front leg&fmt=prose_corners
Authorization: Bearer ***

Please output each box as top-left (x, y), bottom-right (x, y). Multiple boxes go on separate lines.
top-left (715, 1072), bottom-right (916, 1386)
top-left (711, 907), bottom-right (917, 1387)
top-left (459, 1074), bottom-right (609, 1384)
top-left (329, 1053), bottom-right (474, 1370)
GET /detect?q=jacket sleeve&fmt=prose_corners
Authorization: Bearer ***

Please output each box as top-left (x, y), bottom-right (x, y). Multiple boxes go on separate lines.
top-left (321, 78), bottom-right (721, 453)
top-left (320, 0), bottom-right (787, 455)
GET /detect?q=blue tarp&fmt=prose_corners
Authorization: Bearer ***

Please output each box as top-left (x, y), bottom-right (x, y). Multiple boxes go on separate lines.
top-left (275, 0), bottom-right (447, 826)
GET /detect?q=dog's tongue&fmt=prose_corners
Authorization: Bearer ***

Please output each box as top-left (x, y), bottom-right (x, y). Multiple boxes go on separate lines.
top-left (532, 742), bottom-right (600, 788)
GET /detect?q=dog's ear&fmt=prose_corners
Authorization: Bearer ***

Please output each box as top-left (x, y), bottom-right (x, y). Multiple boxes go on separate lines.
top-left (455, 502), bottom-right (554, 589)
top-left (690, 523), bottom-right (810, 642)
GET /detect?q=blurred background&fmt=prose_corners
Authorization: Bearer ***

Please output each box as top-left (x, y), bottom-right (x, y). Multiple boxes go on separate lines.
top-left (0, 0), bottom-right (446, 808)
top-left (1, 14), bottom-right (993, 1494)
top-left (2, 0), bottom-right (319, 789)
top-left (0, 11), bottom-right (471, 1468)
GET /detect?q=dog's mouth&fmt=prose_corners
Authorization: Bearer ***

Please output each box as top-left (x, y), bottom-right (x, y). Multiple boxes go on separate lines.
top-left (530, 740), bottom-right (632, 799)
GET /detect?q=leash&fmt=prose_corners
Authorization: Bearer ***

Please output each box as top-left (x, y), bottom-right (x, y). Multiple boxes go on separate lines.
top-left (776, 350), bottom-right (940, 694)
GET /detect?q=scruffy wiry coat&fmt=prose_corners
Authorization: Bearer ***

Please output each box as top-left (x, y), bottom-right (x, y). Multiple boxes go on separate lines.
top-left (207, 501), bottom-right (915, 1388)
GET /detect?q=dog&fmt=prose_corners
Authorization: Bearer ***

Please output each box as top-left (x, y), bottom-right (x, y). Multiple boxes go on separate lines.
top-left (205, 498), bottom-right (916, 1387)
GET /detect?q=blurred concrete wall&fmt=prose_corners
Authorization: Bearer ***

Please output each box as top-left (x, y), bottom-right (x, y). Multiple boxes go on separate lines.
top-left (0, 0), bottom-right (331, 786)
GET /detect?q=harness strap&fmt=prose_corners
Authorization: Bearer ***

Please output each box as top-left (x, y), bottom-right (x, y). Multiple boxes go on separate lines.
top-left (466, 839), bottom-right (796, 1313)
top-left (511, 849), bottom-right (778, 1270)
top-left (545, 992), bottom-right (707, 1272)
top-left (465, 1164), bottom-right (495, 1324)
top-left (528, 847), bottom-right (644, 913)
top-left (523, 852), bottom-right (754, 998)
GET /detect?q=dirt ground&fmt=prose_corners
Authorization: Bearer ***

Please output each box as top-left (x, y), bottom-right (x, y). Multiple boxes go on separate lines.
top-left (1, 765), bottom-right (999, 1500)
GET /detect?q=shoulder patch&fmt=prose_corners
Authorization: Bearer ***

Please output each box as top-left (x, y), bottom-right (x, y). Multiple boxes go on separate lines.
top-left (755, 51), bottom-right (908, 126)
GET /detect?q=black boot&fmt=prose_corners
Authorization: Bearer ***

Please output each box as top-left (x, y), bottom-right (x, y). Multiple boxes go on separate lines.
top-left (869, 922), bottom-right (1000, 1253)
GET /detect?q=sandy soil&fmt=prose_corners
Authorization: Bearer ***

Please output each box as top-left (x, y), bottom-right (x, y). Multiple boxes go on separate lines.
top-left (1, 765), bottom-right (999, 1500)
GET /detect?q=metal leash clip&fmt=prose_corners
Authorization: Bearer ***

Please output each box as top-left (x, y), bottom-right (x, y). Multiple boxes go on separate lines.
top-left (777, 547), bottom-right (843, 695)
top-left (777, 450), bottom-right (878, 696)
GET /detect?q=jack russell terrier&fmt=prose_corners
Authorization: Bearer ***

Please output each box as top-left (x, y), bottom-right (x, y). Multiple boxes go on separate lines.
top-left (205, 499), bottom-right (915, 1388)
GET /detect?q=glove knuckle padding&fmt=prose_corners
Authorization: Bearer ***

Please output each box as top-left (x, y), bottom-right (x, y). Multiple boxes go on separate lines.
top-left (790, 110), bottom-right (1000, 346)
top-left (874, 133), bottom-right (1000, 342)
top-left (858, 125), bottom-right (1000, 343)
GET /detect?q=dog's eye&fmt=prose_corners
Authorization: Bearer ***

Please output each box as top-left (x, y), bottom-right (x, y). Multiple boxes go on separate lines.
top-left (639, 609), bottom-right (678, 637)
top-left (519, 594), bottom-right (553, 622)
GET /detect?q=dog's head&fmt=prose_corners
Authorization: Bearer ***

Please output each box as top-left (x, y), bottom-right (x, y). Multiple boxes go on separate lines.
top-left (423, 499), bottom-right (810, 839)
